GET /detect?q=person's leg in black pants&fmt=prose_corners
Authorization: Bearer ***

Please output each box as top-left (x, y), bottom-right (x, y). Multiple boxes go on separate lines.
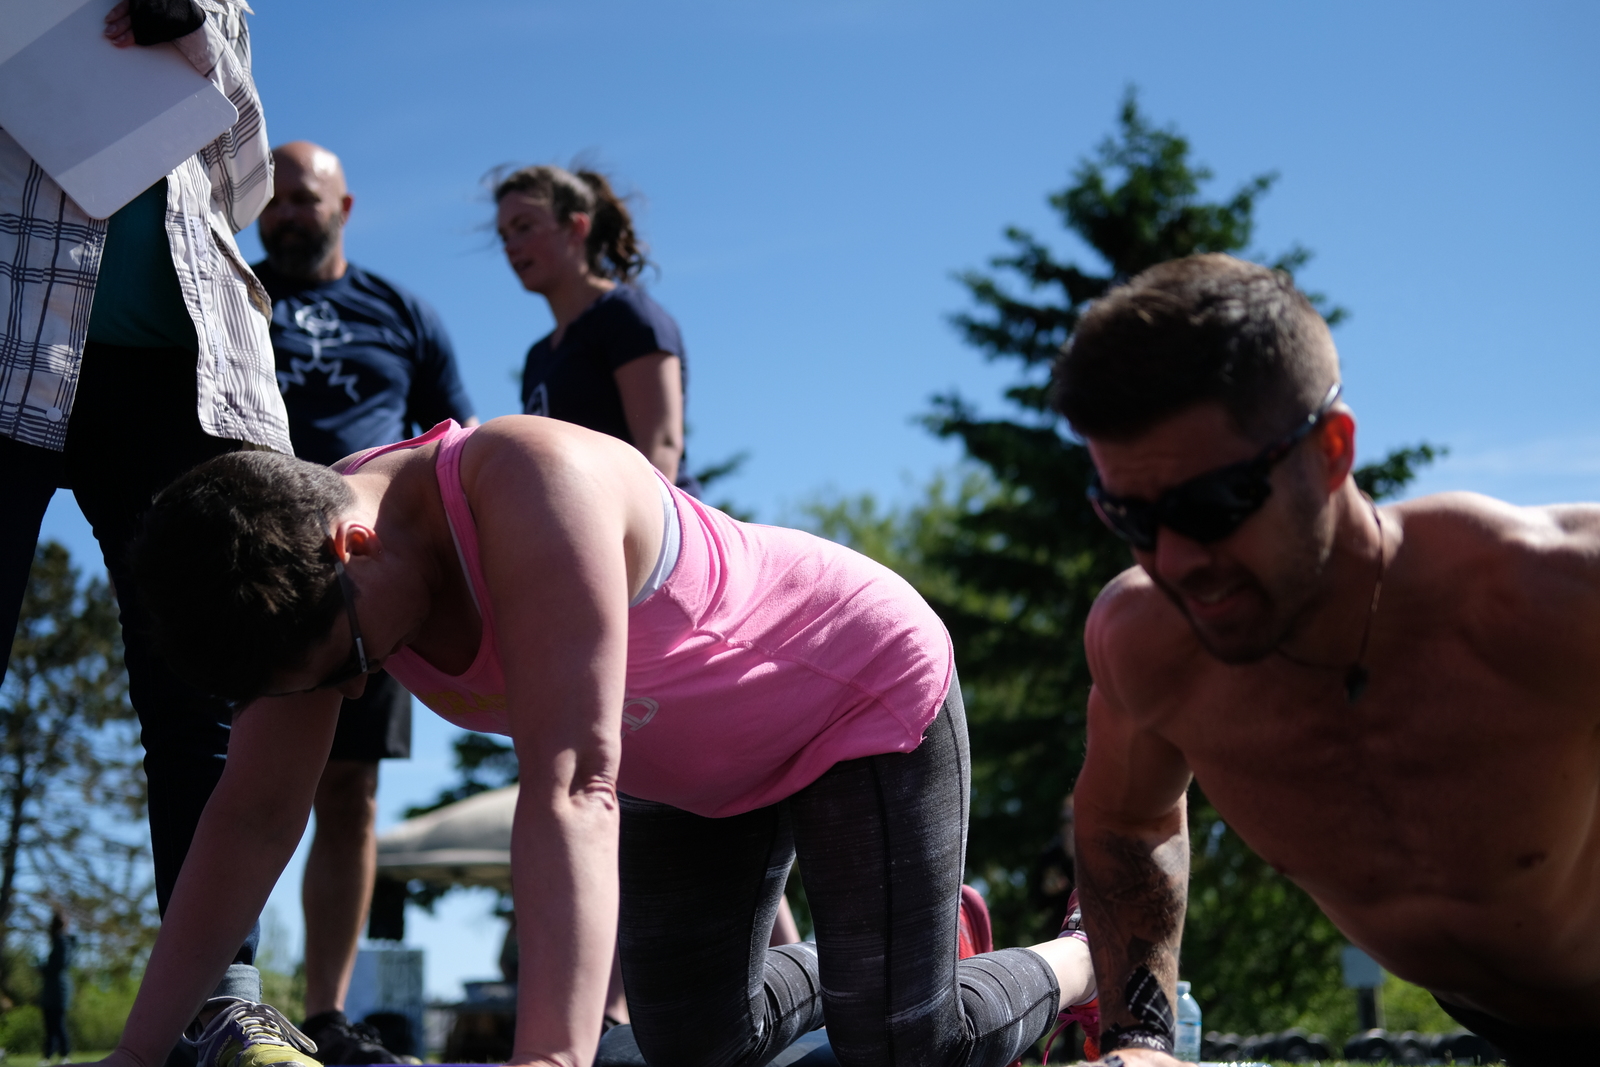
top-left (789, 684), bottom-right (1059, 1067)
top-left (618, 679), bottom-right (1060, 1067)
top-left (618, 794), bottom-right (824, 1067)
top-left (61, 342), bottom-right (260, 989)
top-left (0, 434), bottom-right (64, 667)
top-left (42, 1005), bottom-right (69, 1060)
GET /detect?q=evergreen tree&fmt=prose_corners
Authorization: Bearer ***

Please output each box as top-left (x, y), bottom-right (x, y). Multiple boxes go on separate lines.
top-left (1, 542), bottom-right (156, 1006)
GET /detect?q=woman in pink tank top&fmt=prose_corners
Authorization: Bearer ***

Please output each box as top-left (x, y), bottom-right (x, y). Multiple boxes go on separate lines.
top-left (125, 417), bottom-right (1097, 1067)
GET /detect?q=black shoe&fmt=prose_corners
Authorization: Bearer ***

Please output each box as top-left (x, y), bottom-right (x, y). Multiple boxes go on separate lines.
top-left (299, 1011), bottom-right (411, 1066)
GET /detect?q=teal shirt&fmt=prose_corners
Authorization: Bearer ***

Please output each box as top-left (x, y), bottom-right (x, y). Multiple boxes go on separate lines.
top-left (86, 179), bottom-right (197, 351)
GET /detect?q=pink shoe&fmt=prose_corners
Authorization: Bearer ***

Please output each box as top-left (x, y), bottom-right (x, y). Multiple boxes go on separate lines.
top-left (1043, 890), bottom-right (1099, 1064)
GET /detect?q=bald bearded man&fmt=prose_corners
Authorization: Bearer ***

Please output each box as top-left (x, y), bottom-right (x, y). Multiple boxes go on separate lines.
top-left (1056, 255), bottom-right (1600, 1067)
top-left (253, 141), bottom-right (476, 1064)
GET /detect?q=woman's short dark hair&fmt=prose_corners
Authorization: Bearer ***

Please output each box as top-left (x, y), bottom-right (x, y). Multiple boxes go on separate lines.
top-left (1052, 254), bottom-right (1336, 443)
top-left (491, 164), bottom-right (650, 282)
top-left (131, 451), bottom-right (354, 704)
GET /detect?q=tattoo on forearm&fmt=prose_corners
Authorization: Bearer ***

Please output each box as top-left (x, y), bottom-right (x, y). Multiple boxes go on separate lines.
top-left (1101, 965), bottom-right (1175, 1053)
top-left (1078, 824), bottom-right (1187, 1055)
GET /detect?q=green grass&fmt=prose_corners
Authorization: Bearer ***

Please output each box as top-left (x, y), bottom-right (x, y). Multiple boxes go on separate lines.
top-left (2, 1053), bottom-right (116, 1066)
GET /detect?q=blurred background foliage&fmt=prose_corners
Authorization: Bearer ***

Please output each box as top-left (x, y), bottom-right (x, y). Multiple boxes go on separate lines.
top-left (0, 543), bottom-right (160, 1049)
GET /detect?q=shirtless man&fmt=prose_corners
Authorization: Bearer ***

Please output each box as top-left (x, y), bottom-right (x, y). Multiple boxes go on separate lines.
top-left (1053, 254), bottom-right (1600, 1066)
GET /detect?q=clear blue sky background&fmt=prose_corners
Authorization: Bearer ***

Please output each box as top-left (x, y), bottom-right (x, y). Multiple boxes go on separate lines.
top-left (35, 0), bottom-right (1600, 1000)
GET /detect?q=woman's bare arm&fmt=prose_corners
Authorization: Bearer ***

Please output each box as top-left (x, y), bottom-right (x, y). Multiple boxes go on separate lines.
top-left (111, 692), bottom-right (340, 1067)
top-left (465, 422), bottom-right (642, 1067)
top-left (614, 353), bottom-right (684, 482)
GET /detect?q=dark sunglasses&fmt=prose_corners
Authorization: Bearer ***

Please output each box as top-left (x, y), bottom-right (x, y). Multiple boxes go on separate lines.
top-left (319, 547), bottom-right (370, 689)
top-left (1087, 383), bottom-right (1343, 552)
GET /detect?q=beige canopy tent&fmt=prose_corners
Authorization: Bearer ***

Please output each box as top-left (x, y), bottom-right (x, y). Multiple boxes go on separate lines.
top-left (376, 785), bottom-right (517, 892)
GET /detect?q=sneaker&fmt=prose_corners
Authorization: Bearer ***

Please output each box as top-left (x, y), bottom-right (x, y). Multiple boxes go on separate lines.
top-left (197, 999), bottom-right (321, 1067)
top-left (300, 1011), bottom-right (415, 1065)
top-left (1043, 891), bottom-right (1100, 1065)
top-left (1057, 888), bottom-right (1088, 945)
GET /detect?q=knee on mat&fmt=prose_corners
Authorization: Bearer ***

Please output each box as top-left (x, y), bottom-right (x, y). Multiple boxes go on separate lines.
top-left (630, 1015), bottom-right (767, 1067)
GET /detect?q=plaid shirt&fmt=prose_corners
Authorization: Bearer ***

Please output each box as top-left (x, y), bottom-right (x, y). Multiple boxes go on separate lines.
top-left (0, 0), bottom-right (290, 453)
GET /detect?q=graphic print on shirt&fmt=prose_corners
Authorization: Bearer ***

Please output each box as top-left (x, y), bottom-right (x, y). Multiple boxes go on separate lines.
top-left (526, 381), bottom-right (549, 417)
top-left (277, 300), bottom-right (361, 402)
top-left (621, 696), bottom-right (658, 733)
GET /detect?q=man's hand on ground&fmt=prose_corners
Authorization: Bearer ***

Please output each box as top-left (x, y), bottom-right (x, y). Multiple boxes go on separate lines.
top-left (1082, 1049), bottom-right (1191, 1067)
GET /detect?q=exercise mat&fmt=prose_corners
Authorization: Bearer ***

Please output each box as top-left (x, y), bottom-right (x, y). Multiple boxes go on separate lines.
top-left (585, 1023), bottom-right (840, 1067)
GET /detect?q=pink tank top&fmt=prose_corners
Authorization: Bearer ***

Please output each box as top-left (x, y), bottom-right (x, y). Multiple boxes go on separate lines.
top-left (350, 422), bottom-right (953, 818)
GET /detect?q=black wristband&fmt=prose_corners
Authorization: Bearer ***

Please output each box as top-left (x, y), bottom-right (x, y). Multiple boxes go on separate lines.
top-left (1102, 966), bottom-right (1177, 1054)
top-left (130, 0), bottom-right (206, 46)
top-left (1102, 1024), bottom-right (1176, 1054)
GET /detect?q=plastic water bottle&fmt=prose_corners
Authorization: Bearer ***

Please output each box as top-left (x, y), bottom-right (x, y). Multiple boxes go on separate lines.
top-left (1174, 980), bottom-right (1202, 1061)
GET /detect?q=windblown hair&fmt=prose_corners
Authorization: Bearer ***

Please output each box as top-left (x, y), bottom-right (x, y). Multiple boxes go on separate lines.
top-left (1052, 254), bottom-right (1337, 442)
top-left (491, 164), bottom-right (650, 282)
top-left (131, 451), bottom-right (354, 704)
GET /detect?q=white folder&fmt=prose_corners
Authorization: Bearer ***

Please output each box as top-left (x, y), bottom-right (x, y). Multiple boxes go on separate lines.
top-left (0, 0), bottom-right (238, 219)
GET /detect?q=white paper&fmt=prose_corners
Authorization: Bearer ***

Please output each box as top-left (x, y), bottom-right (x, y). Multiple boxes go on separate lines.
top-left (0, 0), bottom-right (238, 218)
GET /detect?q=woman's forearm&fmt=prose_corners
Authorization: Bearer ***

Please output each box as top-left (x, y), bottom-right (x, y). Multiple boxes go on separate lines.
top-left (509, 783), bottom-right (621, 1067)
top-left (117, 770), bottom-right (317, 1062)
top-left (116, 695), bottom-right (336, 1065)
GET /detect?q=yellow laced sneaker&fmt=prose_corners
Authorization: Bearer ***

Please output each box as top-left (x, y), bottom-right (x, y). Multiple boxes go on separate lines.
top-left (197, 999), bottom-right (323, 1067)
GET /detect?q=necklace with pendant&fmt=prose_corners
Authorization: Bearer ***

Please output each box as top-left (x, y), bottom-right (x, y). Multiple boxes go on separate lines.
top-left (1276, 496), bottom-right (1386, 703)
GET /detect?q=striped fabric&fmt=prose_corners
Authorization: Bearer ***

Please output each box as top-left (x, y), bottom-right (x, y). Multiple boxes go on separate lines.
top-left (0, 0), bottom-right (289, 454)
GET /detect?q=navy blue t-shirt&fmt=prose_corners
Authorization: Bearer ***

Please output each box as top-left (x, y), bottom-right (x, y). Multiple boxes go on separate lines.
top-left (255, 262), bottom-right (476, 465)
top-left (520, 284), bottom-right (685, 450)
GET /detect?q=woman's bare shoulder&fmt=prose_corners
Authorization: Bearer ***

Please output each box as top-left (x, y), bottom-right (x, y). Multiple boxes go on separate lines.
top-left (457, 416), bottom-right (664, 535)
top-left (459, 415), bottom-right (629, 483)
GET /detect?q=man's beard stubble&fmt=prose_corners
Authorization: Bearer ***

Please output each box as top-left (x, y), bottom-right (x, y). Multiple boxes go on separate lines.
top-left (1153, 488), bottom-right (1334, 666)
top-left (261, 214), bottom-right (340, 280)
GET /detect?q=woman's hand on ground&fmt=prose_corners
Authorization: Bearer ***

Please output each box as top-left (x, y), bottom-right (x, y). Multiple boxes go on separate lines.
top-left (84, 1048), bottom-right (155, 1067)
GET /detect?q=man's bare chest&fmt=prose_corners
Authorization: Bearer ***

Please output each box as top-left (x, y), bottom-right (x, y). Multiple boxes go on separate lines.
top-left (1170, 642), bottom-right (1600, 901)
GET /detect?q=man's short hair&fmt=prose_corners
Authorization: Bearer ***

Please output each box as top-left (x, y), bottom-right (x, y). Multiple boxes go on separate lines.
top-left (1052, 254), bottom-right (1337, 442)
top-left (132, 451), bottom-right (354, 704)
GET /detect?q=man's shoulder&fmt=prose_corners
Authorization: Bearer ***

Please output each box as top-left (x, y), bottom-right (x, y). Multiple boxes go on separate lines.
top-left (334, 265), bottom-right (449, 343)
top-left (1397, 491), bottom-right (1600, 665)
top-left (341, 263), bottom-right (427, 312)
top-left (1397, 491), bottom-right (1600, 574)
top-left (1086, 566), bottom-right (1206, 710)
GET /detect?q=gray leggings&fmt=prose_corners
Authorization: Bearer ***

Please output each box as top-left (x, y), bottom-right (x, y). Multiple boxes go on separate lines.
top-left (618, 680), bottom-right (1061, 1067)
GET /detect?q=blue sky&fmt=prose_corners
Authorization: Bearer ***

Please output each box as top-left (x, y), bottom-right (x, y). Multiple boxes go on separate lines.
top-left (35, 0), bottom-right (1600, 1000)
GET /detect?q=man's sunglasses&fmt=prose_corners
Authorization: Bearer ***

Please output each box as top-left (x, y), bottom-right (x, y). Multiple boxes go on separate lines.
top-left (1086, 383), bottom-right (1343, 552)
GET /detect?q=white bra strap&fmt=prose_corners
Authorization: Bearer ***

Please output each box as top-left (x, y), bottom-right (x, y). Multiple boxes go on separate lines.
top-left (631, 475), bottom-right (681, 607)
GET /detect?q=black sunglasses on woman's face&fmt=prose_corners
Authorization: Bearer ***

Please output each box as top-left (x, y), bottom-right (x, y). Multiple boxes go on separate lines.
top-left (1086, 383), bottom-right (1343, 553)
top-left (318, 549), bottom-right (370, 689)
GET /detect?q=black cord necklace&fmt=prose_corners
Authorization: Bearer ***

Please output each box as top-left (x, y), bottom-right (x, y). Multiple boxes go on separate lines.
top-left (1276, 497), bottom-right (1386, 703)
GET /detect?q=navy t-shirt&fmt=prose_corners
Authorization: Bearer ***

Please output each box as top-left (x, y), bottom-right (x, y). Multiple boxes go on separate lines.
top-left (520, 284), bottom-right (685, 450)
top-left (255, 262), bottom-right (476, 465)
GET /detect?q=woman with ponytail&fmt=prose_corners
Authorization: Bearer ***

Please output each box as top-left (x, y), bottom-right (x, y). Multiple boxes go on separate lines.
top-left (494, 165), bottom-right (699, 493)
